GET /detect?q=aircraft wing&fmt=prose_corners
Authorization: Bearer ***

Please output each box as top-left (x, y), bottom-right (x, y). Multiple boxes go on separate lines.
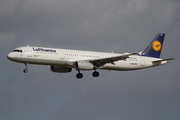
top-left (86, 53), bottom-right (138, 67)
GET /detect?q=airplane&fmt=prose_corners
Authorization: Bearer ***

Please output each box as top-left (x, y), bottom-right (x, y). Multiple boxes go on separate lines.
top-left (7, 33), bottom-right (175, 79)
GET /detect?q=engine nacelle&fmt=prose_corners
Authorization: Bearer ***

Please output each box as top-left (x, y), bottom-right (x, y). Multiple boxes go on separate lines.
top-left (74, 61), bottom-right (94, 70)
top-left (50, 66), bottom-right (72, 73)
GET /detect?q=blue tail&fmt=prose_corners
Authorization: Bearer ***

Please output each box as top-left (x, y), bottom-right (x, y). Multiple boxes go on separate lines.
top-left (141, 33), bottom-right (165, 58)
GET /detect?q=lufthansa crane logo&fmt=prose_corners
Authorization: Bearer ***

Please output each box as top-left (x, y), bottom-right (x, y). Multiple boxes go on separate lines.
top-left (153, 40), bottom-right (161, 51)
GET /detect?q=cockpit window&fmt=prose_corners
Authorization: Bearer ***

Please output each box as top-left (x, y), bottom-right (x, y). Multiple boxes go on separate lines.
top-left (13, 49), bottom-right (23, 52)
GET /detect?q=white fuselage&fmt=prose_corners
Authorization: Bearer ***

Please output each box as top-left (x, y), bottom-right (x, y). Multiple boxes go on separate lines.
top-left (7, 46), bottom-right (167, 71)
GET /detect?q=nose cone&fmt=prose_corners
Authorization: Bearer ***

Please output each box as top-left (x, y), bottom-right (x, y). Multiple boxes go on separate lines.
top-left (7, 52), bottom-right (14, 60)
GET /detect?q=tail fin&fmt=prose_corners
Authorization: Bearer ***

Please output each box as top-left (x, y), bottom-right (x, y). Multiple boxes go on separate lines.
top-left (141, 33), bottom-right (165, 58)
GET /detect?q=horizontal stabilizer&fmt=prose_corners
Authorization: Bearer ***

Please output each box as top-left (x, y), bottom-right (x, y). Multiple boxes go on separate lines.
top-left (152, 58), bottom-right (175, 63)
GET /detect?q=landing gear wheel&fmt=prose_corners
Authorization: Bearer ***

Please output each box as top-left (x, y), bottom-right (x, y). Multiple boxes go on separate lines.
top-left (23, 69), bottom-right (28, 73)
top-left (76, 73), bottom-right (83, 79)
top-left (23, 63), bottom-right (28, 73)
top-left (92, 71), bottom-right (99, 77)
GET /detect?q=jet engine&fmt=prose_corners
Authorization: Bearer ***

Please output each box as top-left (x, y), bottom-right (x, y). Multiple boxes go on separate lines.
top-left (50, 66), bottom-right (72, 73)
top-left (74, 61), bottom-right (94, 70)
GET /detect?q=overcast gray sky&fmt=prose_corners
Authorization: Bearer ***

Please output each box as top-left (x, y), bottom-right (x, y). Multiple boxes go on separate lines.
top-left (1, 0), bottom-right (180, 120)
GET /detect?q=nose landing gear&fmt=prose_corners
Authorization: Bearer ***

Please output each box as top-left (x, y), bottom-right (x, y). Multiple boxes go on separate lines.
top-left (23, 63), bottom-right (28, 73)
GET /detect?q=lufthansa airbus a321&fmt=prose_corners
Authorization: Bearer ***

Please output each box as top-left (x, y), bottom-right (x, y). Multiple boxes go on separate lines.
top-left (7, 33), bottom-right (175, 79)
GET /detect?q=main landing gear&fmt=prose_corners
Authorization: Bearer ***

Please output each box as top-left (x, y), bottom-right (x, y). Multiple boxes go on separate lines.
top-left (23, 63), bottom-right (28, 73)
top-left (76, 70), bottom-right (83, 79)
top-left (76, 70), bottom-right (100, 79)
top-left (92, 71), bottom-right (99, 77)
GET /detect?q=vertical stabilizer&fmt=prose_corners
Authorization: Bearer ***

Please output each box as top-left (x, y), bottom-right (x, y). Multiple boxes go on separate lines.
top-left (141, 33), bottom-right (165, 58)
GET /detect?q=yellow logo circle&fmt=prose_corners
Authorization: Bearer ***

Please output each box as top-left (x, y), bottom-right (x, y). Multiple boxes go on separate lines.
top-left (153, 40), bottom-right (161, 51)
